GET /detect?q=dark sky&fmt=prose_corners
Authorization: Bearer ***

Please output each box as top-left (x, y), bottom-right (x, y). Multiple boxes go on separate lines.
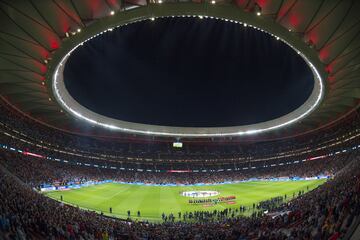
top-left (64, 17), bottom-right (314, 128)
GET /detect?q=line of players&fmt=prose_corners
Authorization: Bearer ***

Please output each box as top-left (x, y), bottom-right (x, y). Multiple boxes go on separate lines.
top-left (189, 195), bottom-right (236, 204)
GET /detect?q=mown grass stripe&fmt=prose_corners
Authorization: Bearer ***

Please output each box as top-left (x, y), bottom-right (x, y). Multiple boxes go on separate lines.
top-left (45, 179), bottom-right (326, 221)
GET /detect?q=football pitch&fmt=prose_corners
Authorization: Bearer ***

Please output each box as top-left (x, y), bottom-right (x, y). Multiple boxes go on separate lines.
top-left (45, 179), bottom-right (326, 221)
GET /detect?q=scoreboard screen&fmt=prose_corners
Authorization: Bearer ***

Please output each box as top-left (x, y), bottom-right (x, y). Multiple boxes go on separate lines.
top-left (173, 142), bottom-right (183, 148)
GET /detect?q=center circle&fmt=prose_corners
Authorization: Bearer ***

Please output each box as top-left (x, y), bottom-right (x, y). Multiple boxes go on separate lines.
top-left (63, 17), bottom-right (314, 128)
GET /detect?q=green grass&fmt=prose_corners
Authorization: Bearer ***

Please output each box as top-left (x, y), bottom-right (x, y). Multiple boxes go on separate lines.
top-left (45, 179), bottom-right (326, 222)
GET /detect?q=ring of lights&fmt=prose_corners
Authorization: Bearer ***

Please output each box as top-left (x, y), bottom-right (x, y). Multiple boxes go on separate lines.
top-left (49, 3), bottom-right (326, 138)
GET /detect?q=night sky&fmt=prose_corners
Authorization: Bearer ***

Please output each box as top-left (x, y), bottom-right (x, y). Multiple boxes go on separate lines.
top-left (64, 17), bottom-right (314, 128)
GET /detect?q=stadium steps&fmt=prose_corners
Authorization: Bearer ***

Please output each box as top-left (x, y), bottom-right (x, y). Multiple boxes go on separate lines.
top-left (343, 215), bottom-right (360, 240)
top-left (0, 162), bottom-right (27, 187)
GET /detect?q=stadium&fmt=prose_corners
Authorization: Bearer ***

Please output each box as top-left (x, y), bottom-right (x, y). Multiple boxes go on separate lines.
top-left (0, 0), bottom-right (360, 239)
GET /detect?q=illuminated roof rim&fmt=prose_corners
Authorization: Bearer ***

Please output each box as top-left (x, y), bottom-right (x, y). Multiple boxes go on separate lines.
top-left (49, 4), bottom-right (326, 138)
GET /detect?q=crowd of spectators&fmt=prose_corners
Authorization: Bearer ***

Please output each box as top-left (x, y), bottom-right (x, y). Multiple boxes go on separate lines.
top-left (0, 101), bottom-right (359, 165)
top-left (1, 100), bottom-right (360, 239)
top-left (0, 149), bottom-right (351, 188)
top-left (0, 151), bottom-right (359, 239)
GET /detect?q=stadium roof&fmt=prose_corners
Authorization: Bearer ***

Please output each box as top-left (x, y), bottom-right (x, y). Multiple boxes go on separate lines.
top-left (0, 0), bottom-right (359, 141)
